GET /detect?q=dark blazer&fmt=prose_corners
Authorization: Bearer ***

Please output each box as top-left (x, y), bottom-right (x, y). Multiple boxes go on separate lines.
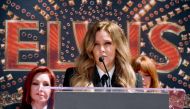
top-left (63, 67), bottom-right (143, 87)
top-left (3, 103), bottom-right (32, 109)
top-left (3, 102), bottom-right (52, 109)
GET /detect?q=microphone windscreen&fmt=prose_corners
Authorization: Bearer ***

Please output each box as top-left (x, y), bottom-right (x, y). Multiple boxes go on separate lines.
top-left (99, 56), bottom-right (104, 62)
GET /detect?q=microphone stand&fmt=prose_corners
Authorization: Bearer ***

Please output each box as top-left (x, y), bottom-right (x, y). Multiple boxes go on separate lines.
top-left (99, 57), bottom-right (112, 87)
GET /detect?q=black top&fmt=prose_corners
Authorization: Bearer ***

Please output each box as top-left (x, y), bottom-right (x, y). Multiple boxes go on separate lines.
top-left (63, 67), bottom-right (143, 87)
top-left (3, 103), bottom-right (52, 109)
top-left (3, 103), bottom-right (32, 109)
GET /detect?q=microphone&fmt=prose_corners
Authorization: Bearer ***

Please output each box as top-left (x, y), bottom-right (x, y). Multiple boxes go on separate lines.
top-left (99, 56), bottom-right (111, 87)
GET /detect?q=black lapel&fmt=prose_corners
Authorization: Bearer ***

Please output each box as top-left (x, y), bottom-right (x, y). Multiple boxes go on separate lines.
top-left (92, 67), bottom-right (103, 87)
top-left (111, 70), bottom-right (122, 87)
top-left (92, 67), bottom-right (122, 87)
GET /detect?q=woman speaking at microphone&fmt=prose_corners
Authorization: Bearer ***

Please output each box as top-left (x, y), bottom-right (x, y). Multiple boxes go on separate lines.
top-left (63, 21), bottom-right (142, 88)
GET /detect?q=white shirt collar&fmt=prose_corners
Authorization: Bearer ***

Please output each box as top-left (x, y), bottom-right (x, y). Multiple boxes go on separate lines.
top-left (31, 104), bottom-right (48, 109)
top-left (96, 65), bottom-right (115, 80)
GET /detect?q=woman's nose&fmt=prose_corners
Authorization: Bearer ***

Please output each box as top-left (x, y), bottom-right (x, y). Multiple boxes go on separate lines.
top-left (100, 45), bottom-right (105, 52)
top-left (38, 85), bottom-right (43, 91)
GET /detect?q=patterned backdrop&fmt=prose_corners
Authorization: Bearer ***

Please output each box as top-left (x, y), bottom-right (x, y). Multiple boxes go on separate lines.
top-left (0, 0), bottom-right (190, 107)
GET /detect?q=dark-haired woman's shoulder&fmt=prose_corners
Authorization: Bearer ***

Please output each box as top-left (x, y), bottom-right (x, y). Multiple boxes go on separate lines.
top-left (3, 103), bottom-right (32, 109)
top-left (3, 103), bottom-right (21, 109)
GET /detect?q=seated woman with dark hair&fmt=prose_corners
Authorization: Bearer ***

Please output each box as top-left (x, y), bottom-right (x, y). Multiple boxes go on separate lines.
top-left (4, 66), bottom-right (56, 109)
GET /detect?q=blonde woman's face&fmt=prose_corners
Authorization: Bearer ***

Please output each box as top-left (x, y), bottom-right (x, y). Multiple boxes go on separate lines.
top-left (93, 30), bottom-right (116, 71)
top-left (30, 73), bottom-right (51, 104)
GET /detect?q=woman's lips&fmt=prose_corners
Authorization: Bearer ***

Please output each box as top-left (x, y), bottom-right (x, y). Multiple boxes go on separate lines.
top-left (37, 93), bottom-right (44, 96)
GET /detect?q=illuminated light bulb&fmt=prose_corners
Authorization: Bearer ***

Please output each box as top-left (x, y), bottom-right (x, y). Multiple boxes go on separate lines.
top-left (178, 69), bottom-right (185, 77)
top-left (40, 58), bottom-right (46, 64)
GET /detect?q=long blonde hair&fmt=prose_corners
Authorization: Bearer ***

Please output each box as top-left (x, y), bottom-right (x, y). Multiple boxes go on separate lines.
top-left (71, 21), bottom-right (136, 88)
